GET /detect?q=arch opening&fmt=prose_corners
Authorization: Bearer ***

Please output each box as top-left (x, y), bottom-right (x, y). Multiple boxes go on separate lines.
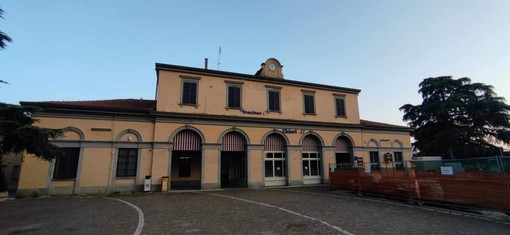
top-left (171, 129), bottom-right (202, 190)
top-left (335, 136), bottom-right (354, 167)
top-left (302, 135), bottom-right (322, 185)
top-left (264, 133), bottom-right (288, 186)
top-left (220, 131), bottom-right (247, 188)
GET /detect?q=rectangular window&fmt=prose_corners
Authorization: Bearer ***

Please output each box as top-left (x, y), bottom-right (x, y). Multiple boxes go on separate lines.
top-left (302, 152), bottom-right (321, 176)
top-left (10, 165), bottom-right (20, 181)
top-left (117, 148), bottom-right (138, 177)
top-left (265, 160), bottom-right (274, 177)
top-left (304, 93), bottom-right (315, 114)
top-left (369, 151), bottom-right (380, 170)
top-left (228, 85), bottom-right (242, 109)
top-left (179, 156), bottom-right (192, 177)
top-left (394, 152), bottom-right (404, 170)
top-left (268, 90), bottom-right (280, 112)
top-left (54, 147), bottom-right (80, 179)
top-left (335, 96), bottom-right (346, 117)
top-left (182, 81), bottom-right (198, 105)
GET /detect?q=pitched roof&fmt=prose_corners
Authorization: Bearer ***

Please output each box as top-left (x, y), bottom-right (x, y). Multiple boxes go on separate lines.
top-left (360, 119), bottom-right (408, 129)
top-left (21, 99), bottom-right (411, 130)
top-left (21, 99), bottom-right (156, 111)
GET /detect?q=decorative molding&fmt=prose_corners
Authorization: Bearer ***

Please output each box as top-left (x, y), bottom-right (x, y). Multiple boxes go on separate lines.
top-left (225, 80), bottom-right (244, 85)
top-left (179, 75), bottom-right (201, 80)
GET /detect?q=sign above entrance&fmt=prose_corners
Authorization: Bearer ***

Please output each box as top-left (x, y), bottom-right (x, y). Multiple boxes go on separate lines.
top-left (282, 128), bottom-right (297, 134)
top-left (241, 109), bottom-right (268, 115)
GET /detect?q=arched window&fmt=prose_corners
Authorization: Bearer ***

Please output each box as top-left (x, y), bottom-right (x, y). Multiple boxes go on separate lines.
top-left (335, 136), bottom-right (353, 166)
top-left (302, 135), bottom-right (322, 184)
top-left (264, 133), bottom-right (287, 186)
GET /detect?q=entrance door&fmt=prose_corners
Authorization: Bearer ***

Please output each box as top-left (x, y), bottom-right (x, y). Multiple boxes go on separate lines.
top-left (302, 135), bottom-right (322, 185)
top-left (220, 132), bottom-right (247, 188)
top-left (264, 133), bottom-right (287, 186)
top-left (302, 152), bottom-right (321, 184)
top-left (221, 151), bottom-right (247, 187)
top-left (264, 152), bottom-right (286, 186)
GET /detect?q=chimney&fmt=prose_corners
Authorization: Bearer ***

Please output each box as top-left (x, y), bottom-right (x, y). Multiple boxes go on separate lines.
top-left (204, 58), bottom-right (208, 70)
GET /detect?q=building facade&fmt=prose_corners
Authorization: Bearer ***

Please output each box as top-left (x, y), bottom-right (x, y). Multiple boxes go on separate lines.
top-left (16, 58), bottom-right (413, 195)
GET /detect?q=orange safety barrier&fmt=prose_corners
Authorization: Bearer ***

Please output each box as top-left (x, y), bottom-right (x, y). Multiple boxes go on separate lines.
top-left (329, 162), bottom-right (510, 212)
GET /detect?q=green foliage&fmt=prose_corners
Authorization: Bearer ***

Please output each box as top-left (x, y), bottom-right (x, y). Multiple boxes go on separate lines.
top-left (400, 76), bottom-right (510, 158)
top-left (0, 7), bottom-right (13, 50)
top-left (0, 103), bottom-right (64, 160)
top-left (0, 103), bottom-right (64, 191)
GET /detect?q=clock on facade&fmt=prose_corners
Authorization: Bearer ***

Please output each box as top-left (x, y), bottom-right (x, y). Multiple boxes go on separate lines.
top-left (268, 63), bottom-right (277, 71)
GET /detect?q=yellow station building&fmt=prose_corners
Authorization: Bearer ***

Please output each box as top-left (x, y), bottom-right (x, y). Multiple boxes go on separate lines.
top-left (14, 58), bottom-right (413, 196)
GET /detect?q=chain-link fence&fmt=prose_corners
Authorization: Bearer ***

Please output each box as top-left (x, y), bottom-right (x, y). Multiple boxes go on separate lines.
top-left (329, 156), bottom-right (510, 212)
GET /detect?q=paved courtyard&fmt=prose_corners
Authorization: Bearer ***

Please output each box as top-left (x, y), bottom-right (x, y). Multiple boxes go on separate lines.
top-left (0, 186), bottom-right (509, 234)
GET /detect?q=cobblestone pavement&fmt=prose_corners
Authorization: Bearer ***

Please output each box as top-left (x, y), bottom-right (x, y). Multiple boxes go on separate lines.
top-left (1, 186), bottom-right (509, 234)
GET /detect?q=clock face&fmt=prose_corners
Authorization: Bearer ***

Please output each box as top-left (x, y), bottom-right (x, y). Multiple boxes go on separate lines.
top-left (268, 63), bottom-right (277, 71)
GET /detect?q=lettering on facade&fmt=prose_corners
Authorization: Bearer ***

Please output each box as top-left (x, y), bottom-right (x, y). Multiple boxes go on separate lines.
top-left (300, 129), bottom-right (313, 134)
top-left (241, 109), bottom-right (269, 115)
top-left (282, 128), bottom-right (297, 134)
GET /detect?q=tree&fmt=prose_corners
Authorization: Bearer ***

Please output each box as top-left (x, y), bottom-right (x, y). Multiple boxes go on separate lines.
top-left (400, 76), bottom-right (510, 159)
top-left (0, 103), bottom-right (64, 191)
top-left (0, 7), bottom-right (12, 50)
top-left (1, 6), bottom-right (13, 86)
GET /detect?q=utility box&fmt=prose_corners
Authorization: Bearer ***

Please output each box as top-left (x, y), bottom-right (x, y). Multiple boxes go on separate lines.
top-left (161, 176), bottom-right (169, 192)
top-left (144, 175), bottom-right (152, 192)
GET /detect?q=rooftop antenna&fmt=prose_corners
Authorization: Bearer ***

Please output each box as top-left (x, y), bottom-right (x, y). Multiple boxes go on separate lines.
top-left (217, 46), bottom-right (222, 70)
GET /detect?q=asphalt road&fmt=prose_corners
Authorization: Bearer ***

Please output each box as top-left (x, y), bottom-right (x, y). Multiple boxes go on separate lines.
top-left (1, 186), bottom-right (509, 234)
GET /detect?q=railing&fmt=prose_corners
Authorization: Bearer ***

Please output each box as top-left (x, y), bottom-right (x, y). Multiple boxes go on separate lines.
top-left (329, 156), bottom-right (510, 212)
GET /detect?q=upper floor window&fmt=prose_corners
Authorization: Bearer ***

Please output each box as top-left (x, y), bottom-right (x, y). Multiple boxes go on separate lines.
top-left (181, 77), bottom-right (200, 106)
top-left (268, 89), bottom-right (281, 112)
top-left (303, 92), bottom-right (315, 115)
top-left (227, 85), bottom-right (242, 109)
top-left (334, 95), bottom-right (346, 117)
top-left (54, 147), bottom-right (80, 179)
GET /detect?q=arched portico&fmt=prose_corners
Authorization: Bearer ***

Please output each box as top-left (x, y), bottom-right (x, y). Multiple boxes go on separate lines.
top-left (219, 131), bottom-right (248, 188)
top-left (171, 129), bottom-right (202, 189)
top-left (263, 133), bottom-right (288, 186)
top-left (301, 134), bottom-right (322, 185)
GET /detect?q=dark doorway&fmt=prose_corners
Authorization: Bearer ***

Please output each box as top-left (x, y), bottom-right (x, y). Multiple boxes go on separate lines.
top-left (171, 151), bottom-right (201, 190)
top-left (171, 129), bottom-right (202, 190)
top-left (336, 153), bottom-right (351, 164)
top-left (220, 151), bottom-right (247, 188)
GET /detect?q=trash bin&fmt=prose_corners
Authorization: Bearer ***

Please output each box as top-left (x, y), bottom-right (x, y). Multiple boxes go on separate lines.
top-left (144, 175), bottom-right (151, 192)
top-left (161, 176), bottom-right (169, 192)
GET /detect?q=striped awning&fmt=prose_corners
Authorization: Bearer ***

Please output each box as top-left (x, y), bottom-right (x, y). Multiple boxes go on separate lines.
top-left (302, 135), bottom-right (320, 152)
top-left (335, 137), bottom-right (350, 152)
top-left (221, 132), bottom-right (246, 152)
top-left (173, 130), bottom-right (202, 151)
top-left (264, 133), bottom-right (286, 151)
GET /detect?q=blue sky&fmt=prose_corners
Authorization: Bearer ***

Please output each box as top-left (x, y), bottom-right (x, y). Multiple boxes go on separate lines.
top-left (1, 1), bottom-right (509, 126)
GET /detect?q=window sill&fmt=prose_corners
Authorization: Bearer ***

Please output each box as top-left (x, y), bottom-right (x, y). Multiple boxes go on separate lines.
top-left (226, 107), bottom-right (242, 111)
top-left (303, 113), bottom-right (317, 116)
top-left (52, 178), bottom-right (75, 181)
top-left (335, 115), bottom-right (348, 118)
top-left (179, 103), bottom-right (198, 109)
top-left (267, 110), bottom-right (282, 114)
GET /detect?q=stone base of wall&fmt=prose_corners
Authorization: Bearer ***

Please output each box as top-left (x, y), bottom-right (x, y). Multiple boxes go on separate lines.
top-left (50, 186), bottom-right (74, 195)
top-left (17, 188), bottom-right (49, 198)
top-left (288, 180), bottom-right (304, 186)
top-left (202, 183), bottom-right (220, 189)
